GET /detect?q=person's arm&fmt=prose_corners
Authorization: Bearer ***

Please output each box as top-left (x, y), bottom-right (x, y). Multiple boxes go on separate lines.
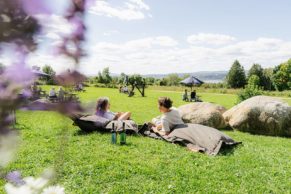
top-left (113, 112), bottom-right (123, 119)
top-left (152, 127), bottom-right (169, 136)
top-left (152, 119), bottom-right (170, 135)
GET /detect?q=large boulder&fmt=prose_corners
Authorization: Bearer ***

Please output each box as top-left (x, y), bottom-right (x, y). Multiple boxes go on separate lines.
top-left (178, 102), bottom-right (227, 129)
top-left (223, 96), bottom-right (291, 137)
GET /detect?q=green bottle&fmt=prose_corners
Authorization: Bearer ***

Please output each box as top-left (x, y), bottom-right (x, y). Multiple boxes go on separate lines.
top-left (120, 122), bottom-right (126, 145)
top-left (111, 123), bottom-right (117, 144)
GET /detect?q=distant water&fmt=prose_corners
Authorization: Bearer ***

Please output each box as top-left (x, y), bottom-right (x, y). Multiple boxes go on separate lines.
top-left (204, 80), bottom-right (223, 83)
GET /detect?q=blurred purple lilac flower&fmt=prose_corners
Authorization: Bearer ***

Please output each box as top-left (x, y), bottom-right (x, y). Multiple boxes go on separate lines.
top-left (4, 62), bottom-right (34, 87)
top-left (6, 171), bottom-right (25, 186)
top-left (0, 0), bottom-right (40, 51)
top-left (4, 66), bottom-right (34, 85)
top-left (56, 0), bottom-right (87, 64)
top-left (20, 0), bottom-right (51, 15)
top-left (0, 0), bottom-right (89, 182)
top-left (55, 70), bottom-right (86, 86)
top-left (70, 16), bottom-right (86, 41)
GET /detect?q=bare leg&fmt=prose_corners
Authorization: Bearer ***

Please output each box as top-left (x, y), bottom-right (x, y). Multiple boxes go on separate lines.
top-left (118, 112), bottom-right (131, 120)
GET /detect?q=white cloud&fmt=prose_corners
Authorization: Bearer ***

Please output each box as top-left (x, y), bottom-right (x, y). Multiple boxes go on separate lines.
top-left (89, 0), bottom-right (151, 20)
top-left (33, 14), bottom-right (74, 52)
top-left (3, 35), bottom-right (290, 76)
top-left (77, 36), bottom-right (291, 75)
top-left (35, 14), bottom-right (73, 37)
top-left (154, 36), bottom-right (178, 47)
top-left (187, 33), bottom-right (236, 45)
top-left (26, 52), bottom-right (76, 73)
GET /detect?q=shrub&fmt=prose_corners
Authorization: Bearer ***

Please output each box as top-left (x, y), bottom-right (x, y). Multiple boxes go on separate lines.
top-left (237, 75), bottom-right (263, 103)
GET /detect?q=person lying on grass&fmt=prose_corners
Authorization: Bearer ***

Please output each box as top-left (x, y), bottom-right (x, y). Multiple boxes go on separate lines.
top-left (96, 97), bottom-right (131, 121)
top-left (151, 97), bottom-right (184, 136)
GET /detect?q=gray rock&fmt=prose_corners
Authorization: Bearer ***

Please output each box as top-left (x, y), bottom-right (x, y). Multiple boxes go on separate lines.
top-left (178, 102), bottom-right (227, 129)
top-left (223, 96), bottom-right (291, 137)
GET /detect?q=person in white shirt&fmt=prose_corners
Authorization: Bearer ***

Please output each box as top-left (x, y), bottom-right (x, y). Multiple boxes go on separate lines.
top-left (49, 87), bottom-right (57, 98)
top-left (151, 97), bottom-right (184, 135)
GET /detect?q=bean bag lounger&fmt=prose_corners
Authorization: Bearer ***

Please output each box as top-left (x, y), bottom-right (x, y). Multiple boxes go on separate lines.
top-left (143, 124), bottom-right (241, 155)
top-left (72, 114), bottom-right (138, 134)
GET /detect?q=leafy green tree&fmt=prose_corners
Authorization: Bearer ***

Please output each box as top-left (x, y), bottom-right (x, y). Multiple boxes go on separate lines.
top-left (226, 60), bottom-right (247, 88)
top-left (165, 73), bottom-right (181, 86)
top-left (96, 71), bottom-right (103, 83)
top-left (118, 73), bottom-right (127, 84)
top-left (238, 75), bottom-right (263, 103)
top-left (145, 77), bottom-right (156, 85)
top-left (128, 74), bottom-right (146, 96)
top-left (128, 74), bottom-right (144, 86)
top-left (261, 68), bottom-right (275, 90)
top-left (96, 67), bottom-right (112, 85)
top-left (111, 76), bottom-right (119, 86)
top-left (273, 59), bottom-right (291, 91)
top-left (42, 65), bottom-right (56, 85)
top-left (159, 78), bottom-right (168, 86)
top-left (248, 74), bottom-right (260, 87)
top-left (101, 67), bottom-right (112, 84)
top-left (248, 64), bottom-right (264, 86)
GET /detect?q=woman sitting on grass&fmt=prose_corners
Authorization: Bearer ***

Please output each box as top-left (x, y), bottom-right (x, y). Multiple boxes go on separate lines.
top-left (150, 97), bottom-right (184, 136)
top-left (96, 97), bottom-right (131, 121)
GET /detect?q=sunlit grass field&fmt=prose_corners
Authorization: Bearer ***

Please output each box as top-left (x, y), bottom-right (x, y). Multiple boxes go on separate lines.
top-left (1, 87), bottom-right (290, 193)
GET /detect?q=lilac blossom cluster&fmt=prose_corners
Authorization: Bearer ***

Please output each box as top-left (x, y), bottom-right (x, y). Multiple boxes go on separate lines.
top-left (0, 0), bottom-right (89, 192)
top-left (57, 0), bottom-right (88, 64)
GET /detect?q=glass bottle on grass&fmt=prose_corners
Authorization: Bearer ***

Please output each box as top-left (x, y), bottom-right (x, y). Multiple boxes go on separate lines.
top-left (111, 123), bottom-right (117, 144)
top-left (120, 122), bottom-right (126, 145)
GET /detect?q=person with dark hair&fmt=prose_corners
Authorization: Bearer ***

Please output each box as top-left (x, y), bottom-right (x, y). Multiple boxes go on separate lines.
top-left (151, 97), bottom-right (184, 135)
top-left (190, 90), bottom-right (196, 102)
top-left (95, 97), bottom-right (131, 121)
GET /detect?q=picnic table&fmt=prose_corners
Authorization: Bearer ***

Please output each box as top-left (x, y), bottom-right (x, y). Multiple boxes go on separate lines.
top-left (47, 92), bottom-right (80, 103)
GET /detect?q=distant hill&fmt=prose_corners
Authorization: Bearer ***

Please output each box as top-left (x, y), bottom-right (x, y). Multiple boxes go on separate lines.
top-left (143, 71), bottom-right (228, 83)
top-left (107, 71), bottom-right (228, 83)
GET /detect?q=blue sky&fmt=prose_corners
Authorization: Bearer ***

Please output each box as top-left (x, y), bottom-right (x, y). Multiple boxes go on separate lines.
top-left (2, 0), bottom-right (291, 75)
top-left (87, 0), bottom-right (291, 42)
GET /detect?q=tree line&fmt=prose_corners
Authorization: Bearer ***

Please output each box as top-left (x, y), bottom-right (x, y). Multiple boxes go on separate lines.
top-left (90, 59), bottom-right (290, 92)
top-left (226, 59), bottom-right (291, 91)
top-left (17, 58), bottom-right (290, 92)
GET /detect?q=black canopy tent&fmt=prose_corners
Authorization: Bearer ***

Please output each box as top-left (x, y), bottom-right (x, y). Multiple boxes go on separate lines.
top-left (180, 75), bottom-right (204, 91)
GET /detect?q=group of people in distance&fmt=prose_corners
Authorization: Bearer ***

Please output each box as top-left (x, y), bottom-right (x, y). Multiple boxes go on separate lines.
top-left (49, 87), bottom-right (65, 101)
top-left (119, 85), bottom-right (129, 93)
top-left (95, 96), bottom-right (183, 136)
top-left (30, 83), bottom-right (43, 99)
top-left (182, 89), bottom-right (197, 102)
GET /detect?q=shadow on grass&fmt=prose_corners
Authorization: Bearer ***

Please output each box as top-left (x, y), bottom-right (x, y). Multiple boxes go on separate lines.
top-left (74, 129), bottom-right (140, 137)
top-left (221, 126), bottom-right (235, 131)
top-left (74, 130), bottom-right (107, 136)
top-left (218, 143), bottom-right (243, 156)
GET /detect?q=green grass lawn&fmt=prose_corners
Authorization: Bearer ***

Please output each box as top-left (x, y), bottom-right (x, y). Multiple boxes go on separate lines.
top-left (1, 87), bottom-right (291, 193)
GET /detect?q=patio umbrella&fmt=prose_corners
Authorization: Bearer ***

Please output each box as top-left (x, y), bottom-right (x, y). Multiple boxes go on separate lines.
top-left (180, 75), bottom-right (204, 91)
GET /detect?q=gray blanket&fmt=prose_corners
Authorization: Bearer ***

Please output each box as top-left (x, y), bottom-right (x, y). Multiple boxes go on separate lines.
top-left (145, 124), bottom-right (240, 155)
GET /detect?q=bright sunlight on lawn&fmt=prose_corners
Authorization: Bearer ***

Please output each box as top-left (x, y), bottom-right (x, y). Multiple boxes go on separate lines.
top-left (1, 87), bottom-right (291, 193)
